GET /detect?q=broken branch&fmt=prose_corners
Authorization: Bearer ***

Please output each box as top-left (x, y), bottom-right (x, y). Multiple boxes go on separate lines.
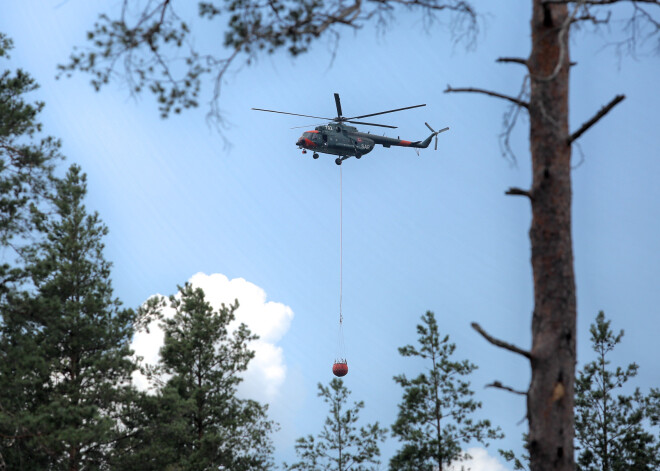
top-left (486, 381), bottom-right (528, 396)
top-left (471, 322), bottom-right (532, 360)
top-left (568, 94), bottom-right (625, 144)
top-left (506, 187), bottom-right (533, 199)
top-left (496, 57), bottom-right (527, 66)
top-left (445, 85), bottom-right (529, 109)
top-left (500, 56), bottom-right (576, 67)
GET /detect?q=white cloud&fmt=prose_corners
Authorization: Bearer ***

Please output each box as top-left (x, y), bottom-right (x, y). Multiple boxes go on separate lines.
top-left (131, 272), bottom-right (294, 403)
top-left (448, 447), bottom-right (511, 471)
top-left (131, 319), bottom-right (167, 392)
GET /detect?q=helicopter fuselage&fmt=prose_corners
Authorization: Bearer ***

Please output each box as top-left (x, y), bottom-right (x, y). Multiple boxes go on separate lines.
top-left (296, 122), bottom-right (432, 160)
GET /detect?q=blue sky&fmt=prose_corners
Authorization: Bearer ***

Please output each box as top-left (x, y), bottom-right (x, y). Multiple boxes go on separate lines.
top-left (2, 1), bottom-right (659, 468)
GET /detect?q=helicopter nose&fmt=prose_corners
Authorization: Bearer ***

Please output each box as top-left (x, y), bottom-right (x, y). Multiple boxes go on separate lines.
top-left (297, 137), bottom-right (314, 147)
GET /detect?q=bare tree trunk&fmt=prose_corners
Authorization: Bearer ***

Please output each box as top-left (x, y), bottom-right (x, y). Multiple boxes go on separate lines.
top-left (527, 1), bottom-right (576, 470)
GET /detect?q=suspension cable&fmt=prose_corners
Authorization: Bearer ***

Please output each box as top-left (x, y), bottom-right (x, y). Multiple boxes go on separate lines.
top-left (339, 165), bottom-right (343, 326)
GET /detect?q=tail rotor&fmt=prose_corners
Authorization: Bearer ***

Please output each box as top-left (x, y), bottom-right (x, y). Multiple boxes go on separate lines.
top-left (425, 122), bottom-right (449, 150)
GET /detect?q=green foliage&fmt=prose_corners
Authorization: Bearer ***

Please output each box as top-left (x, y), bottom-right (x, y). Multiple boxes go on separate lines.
top-left (116, 283), bottom-right (276, 470)
top-left (498, 435), bottom-right (530, 471)
top-left (0, 165), bottom-right (137, 469)
top-left (286, 378), bottom-right (387, 471)
top-left (0, 291), bottom-right (52, 469)
top-left (0, 32), bottom-right (61, 246)
top-left (390, 311), bottom-right (503, 471)
top-left (649, 388), bottom-right (660, 427)
top-left (499, 447), bottom-right (529, 471)
top-left (575, 311), bottom-right (660, 471)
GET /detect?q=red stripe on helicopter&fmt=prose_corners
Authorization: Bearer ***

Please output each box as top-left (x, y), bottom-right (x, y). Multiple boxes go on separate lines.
top-left (399, 140), bottom-right (412, 146)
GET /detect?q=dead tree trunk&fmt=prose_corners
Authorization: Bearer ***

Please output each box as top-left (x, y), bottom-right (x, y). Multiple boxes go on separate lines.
top-left (460, 1), bottom-right (588, 469)
top-left (460, 1), bottom-right (626, 465)
top-left (526, 1), bottom-right (576, 470)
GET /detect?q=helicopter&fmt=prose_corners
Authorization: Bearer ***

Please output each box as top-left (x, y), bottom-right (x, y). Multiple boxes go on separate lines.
top-left (252, 93), bottom-right (449, 165)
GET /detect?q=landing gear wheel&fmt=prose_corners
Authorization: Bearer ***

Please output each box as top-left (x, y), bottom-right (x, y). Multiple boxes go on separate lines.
top-left (356, 154), bottom-right (362, 159)
top-left (313, 153), bottom-right (319, 159)
top-left (335, 158), bottom-right (342, 166)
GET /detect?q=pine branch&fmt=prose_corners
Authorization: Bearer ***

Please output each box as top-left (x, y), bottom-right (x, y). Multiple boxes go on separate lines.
top-left (445, 85), bottom-right (530, 109)
top-left (471, 322), bottom-right (531, 360)
top-left (568, 94), bottom-right (625, 144)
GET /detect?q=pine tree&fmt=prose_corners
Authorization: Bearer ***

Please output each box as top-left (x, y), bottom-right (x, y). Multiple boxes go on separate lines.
top-left (1, 165), bottom-right (137, 470)
top-left (390, 311), bottom-right (502, 471)
top-left (0, 36), bottom-right (63, 449)
top-left (118, 283), bottom-right (276, 470)
top-left (285, 378), bottom-right (387, 471)
top-left (575, 311), bottom-right (660, 471)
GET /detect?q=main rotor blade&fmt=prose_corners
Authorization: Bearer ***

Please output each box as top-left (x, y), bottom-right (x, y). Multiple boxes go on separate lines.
top-left (334, 93), bottom-right (343, 118)
top-left (290, 123), bottom-right (326, 129)
top-left (252, 108), bottom-right (332, 121)
top-left (346, 120), bottom-right (397, 129)
top-left (347, 103), bottom-right (426, 120)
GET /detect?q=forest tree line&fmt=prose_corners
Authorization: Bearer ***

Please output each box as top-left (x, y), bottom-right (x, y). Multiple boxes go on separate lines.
top-left (2, 26), bottom-right (660, 471)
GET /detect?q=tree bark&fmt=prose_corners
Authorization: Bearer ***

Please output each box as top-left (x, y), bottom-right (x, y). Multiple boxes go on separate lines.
top-left (527, 1), bottom-right (576, 471)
